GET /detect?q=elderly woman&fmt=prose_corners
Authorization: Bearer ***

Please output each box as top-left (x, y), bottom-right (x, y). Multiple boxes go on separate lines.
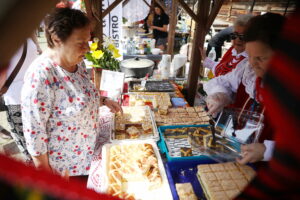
top-left (204, 13), bottom-right (285, 164)
top-left (203, 14), bottom-right (253, 77)
top-left (21, 8), bottom-right (121, 177)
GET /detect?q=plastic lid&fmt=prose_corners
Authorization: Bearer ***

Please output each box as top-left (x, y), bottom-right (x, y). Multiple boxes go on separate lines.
top-left (121, 58), bottom-right (154, 68)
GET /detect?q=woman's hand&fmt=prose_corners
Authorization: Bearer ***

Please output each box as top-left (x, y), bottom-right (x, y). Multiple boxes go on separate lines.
top-left (104, 98), bottom-right (123, 113)
top-left (206, 93), bottom-right (231, 116)
top-left (32, 153), bottom-right (52, 172)
top-left (236, 143), bottom-right (266, 165)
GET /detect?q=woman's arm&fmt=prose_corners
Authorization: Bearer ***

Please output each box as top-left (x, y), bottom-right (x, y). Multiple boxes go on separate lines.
top-left (151, 24), bottom-right (168, 32)
top-left (32, 153), bottom-right (52, 171)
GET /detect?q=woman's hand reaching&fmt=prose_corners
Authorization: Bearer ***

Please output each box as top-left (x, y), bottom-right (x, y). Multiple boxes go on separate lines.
top-left (104, 98), bottom-right (123, 114)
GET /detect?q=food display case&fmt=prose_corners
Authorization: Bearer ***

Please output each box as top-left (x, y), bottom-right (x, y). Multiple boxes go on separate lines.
top-left (111, 106), bottom-right (159, 141)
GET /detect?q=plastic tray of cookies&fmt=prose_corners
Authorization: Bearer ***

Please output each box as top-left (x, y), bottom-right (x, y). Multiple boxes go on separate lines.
top-left (157, 125), bottom-right (243, 163)
top-left (165, 159), bottom-right (217, 200)
top-left (154, 106), bottom-right (211, 126)
top-left (111, 106), bottom-right (159, 142)
top-left (157, 125), bottom-right (213, 162)
top-left (101, 140), bottom-right (173, 200)
top-left (165, 159), bottom-right (256, 200)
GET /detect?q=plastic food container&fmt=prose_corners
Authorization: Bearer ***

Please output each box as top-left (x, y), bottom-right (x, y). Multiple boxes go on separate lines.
top-left (111, 106), bottom-right (159, 142)
top-left (165, 159), bottom-right (217, 200)
top-left (101, 140), bottom-right (173, 200)
top-left (157, 125), bottom-right (213, 162)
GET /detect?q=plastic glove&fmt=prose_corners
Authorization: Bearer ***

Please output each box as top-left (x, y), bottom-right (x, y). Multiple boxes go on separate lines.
top-left (236, 143), bottom-right (266, 165)
top-left (206, 92), bottom-right (231, 116)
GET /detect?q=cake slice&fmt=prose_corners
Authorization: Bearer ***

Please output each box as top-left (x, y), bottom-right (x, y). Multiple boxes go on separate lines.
top-left (175, 183), bottom-right (197, 200)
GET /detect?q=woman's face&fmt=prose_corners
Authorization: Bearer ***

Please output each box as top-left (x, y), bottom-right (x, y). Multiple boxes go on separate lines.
top-left (55, 26), bottom-right (90, 66)
top-left (154, 7), bottom-right (162, 15)
top-left (246, 41), bottom-right (274, 78)
top-left (232, 25), bottom-right (246, 53)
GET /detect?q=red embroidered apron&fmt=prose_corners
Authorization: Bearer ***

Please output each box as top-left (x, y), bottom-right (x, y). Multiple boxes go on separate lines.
top-left (214, 46), bottom-right (246, 77)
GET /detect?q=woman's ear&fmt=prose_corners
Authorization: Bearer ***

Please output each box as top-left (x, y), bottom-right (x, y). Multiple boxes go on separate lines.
top-left (51, 33), bottom-right (62, 47)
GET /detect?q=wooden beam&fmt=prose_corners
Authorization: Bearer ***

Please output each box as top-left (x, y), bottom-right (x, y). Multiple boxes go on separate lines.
top-left (123, 0), bottom-right (130, 7)
top-left (103, 0), bottom-right (123, 18)
top-left (86, 0), bottom-right (104, 89)
top-left (249, 0), bottom-right (256, 13)
top-left (142, 0), bottom-right (151, 8)
top-left (206, 0), bottom-right (225, 32)
top-left (167, 0), bottom-right (178, 56)
top-left (154, 0), bottom-right (168, 14)
top-left (178, 0), bottom-right (199, 23)
top-left (186, 0), bottom-right (211, 106)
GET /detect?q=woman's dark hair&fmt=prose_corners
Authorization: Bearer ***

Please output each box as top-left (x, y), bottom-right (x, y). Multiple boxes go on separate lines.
top-left (44, 8), bottom-right (90, 48)
top-left (154, 4), bottom-right (165, 15)
top-left (244, 12), bottom-right (285, 50)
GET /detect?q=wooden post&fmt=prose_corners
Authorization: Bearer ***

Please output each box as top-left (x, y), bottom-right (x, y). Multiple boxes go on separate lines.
top-left (177, 0), bottom-right (199, 23)
top-left (103, 0), bottom-right (123, 18)
top-left (186, 0), bottom-right (210, 106)
top-left (167, 0), bottom-right (178, 56)
top-left (85, 0), bottom-right (104, 89)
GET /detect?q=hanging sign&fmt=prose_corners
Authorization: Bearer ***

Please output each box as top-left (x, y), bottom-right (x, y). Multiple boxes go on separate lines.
top-left (102, 0), bottom-right (122, 48)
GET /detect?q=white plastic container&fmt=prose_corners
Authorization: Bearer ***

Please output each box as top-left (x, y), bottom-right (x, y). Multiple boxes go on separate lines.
top-left (101, 140), bottom-right (173, 200)
top-left (160, 54), bottom-right (171, 79)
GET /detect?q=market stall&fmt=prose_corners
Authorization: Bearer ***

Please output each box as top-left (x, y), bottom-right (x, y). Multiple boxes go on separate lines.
top-left (82, 0), bottom-right (259, 199)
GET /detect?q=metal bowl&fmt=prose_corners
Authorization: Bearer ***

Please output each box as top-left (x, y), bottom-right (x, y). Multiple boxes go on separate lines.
top-left (120, 57), bottom-right (154, 78)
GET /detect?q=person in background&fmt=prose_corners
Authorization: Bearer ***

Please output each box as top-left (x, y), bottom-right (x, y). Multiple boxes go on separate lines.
top-left (206, 26), bottom-right (233, 61)
top-left (235, 7), bottom-right (300, 200)
top-left (201, 14), bottom-right (252, 77)
top-left (56, 0), bottom-right (73, 8)
top-left (150, 4), bottom-right (169, 51)
top-left (2, 38), bottom-right (39, 163)
top-left (21, 8), bottom-right (121, 178)
top-left (204, 13), bottom-right (285, 165)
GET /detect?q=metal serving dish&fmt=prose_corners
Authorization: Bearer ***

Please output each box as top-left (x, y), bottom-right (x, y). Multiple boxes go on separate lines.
top-left (121, 57), bottom-right (154, 78)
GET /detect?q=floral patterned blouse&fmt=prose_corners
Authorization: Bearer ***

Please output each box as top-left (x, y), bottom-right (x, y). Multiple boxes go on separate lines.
top-left (21, 55), bottom-right (100, 176)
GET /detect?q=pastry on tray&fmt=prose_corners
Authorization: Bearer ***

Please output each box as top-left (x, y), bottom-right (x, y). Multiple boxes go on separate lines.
top-left (175, 182), bottom-right (197, 200)
top-left (180, 147), bottom-right (192, 157)
top-left (197, 162), bottom-right (256, 200)
top-left (126, 126), bottom-right (140, 139)
top-left (107, 143), bottom-right (162, 199)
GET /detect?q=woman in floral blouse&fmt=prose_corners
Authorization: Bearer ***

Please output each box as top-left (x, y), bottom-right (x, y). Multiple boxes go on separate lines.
top-left (21, 8), bottom-right (121, 177)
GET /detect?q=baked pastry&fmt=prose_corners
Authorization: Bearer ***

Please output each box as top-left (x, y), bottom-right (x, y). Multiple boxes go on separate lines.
top-left (142, 122), bottom-right (152, 134)
top-left (197, 162), bottom-right (256, 200)
top-left (180, 147), bottom-right (192, 157)
top-left (107, 143), bottom-right (162, 199)
top-left (175, 183), bottom-right (197, 200)
top-left (185, 107), bottom-right (196, 113)
top-left (158, 106), bottom-right (168, 115)
top-left (194, 106), bottom-right (205, 112)
top-left (126, 126), bottom-right (140, 139)
top-left (116, 123), bottom-right (126, 131)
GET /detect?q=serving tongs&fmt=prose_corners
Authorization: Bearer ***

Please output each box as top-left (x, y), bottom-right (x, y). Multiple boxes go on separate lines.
top-left (204, 106), bottom-right (217, 146)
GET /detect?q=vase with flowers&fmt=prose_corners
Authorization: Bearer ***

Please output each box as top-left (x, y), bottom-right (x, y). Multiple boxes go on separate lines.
top-left (85, 37), bottom-right (121, 71)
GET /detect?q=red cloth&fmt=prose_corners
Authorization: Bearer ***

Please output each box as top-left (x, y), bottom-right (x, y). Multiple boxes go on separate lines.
top-left (0, 154), bottom-right (118, 200)
top-left (235, 9), bottom-right (300, 200)
top-left (214, 46), bottom-right (246, 77)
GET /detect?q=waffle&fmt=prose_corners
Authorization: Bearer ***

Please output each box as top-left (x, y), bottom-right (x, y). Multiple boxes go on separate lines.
top-left (107, 144), bottom-right (162, 199)
top-left (175, 182), bottom-right (197, 200)
top-left (197, 162), bottom-right (256, 200)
